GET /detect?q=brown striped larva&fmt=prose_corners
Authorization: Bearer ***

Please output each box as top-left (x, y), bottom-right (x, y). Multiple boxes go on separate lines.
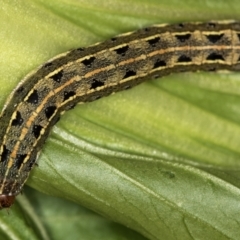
top-left (1, 21), bottom-right (240, 208)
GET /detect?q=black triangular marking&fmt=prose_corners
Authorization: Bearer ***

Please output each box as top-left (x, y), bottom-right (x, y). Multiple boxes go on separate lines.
top-left (206, 52), bottom-right (224, 61)
top-left (90, 79), bottom-right (105, 89)
top-left (178, 55), bottom-right (192, 62)
top-left (206, 33), bottom-right (224, 43)
top-left (114, 45), bottom-right (129, 56)
top-left (11, 111), bottom-right (24, 126)
top-left (15, 154), bottom-right (27, 169)
top-left (51, 70), bottom-right (63, 83)
top-left (237, 34), bottom-right (240, 41)
top-left (153, 59), bottom-right (166, 69)
top-left (45, 106), bottom-right (57, 119)
top-left (32, 125), bottom-right (43, 139)
top-left (123, 70), bottom-right (136, 79)
top-left (1, 145), bottom-right (10, 162)
top-left (81, 56), bottom-right (96, 67)
top-left (178, 23), bottom-right (184, 28)
top-left (147, 37), bottom-right (160, 47)
top-left (44, 62), bottom-right (53, 68)
top-left (63, 91), bottom-right (76, 101)
top-left (26, 89), bottom-right (39, 104)
top-left (175, 33), bottom-right (191, 42)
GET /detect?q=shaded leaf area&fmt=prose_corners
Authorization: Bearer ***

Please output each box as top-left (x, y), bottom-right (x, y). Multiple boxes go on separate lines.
top-left (1, 0), bottom-right (240, 239)
top-left (22, 187), bottom-right (148, 240)
top-left (0, 194), bottom-right (50, 240)
top-left (29, 135), bottom-right (240, 240)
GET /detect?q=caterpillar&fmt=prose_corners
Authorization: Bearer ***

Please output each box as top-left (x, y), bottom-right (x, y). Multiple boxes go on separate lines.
top-left (0, 20), bottom-right (240, 209)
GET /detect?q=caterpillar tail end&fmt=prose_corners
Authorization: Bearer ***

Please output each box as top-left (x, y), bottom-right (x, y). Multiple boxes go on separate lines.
top-left (0, 195), bottom-right (15, 209)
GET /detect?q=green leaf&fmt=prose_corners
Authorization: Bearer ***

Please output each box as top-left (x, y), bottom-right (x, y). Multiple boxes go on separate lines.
top-left (1, 0), bottom-right (240, 239)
